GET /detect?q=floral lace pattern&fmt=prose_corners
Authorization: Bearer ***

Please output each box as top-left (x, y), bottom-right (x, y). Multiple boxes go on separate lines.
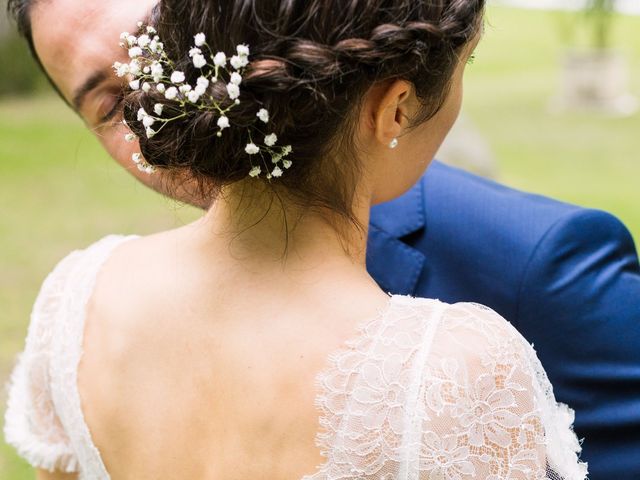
top-left (305, 298), bottom-right (588, 480)
top-left (4, 235), bottom-right (137, 479)
top-left (4, 237), bottom-right (588, 480)
top-left (3, 249), bottom-right (83, 474)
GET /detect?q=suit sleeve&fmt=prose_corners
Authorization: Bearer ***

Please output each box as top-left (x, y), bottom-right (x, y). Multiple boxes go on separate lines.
top-left (516, 208), bottom-right (640, 480)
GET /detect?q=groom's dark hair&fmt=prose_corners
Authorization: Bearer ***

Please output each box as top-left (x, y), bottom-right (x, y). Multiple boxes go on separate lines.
top-left (7, 0), bottom-right (38, 61)
top-left (6, 0), bottom-right (66, 99)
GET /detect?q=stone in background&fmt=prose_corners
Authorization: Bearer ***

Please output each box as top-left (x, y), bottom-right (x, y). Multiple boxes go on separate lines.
top-left (437, 114), bottom-right (498, 178)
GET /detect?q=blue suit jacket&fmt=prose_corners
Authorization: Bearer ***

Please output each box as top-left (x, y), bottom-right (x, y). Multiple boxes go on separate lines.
top-left (368, 161), bottom-right (640, 480)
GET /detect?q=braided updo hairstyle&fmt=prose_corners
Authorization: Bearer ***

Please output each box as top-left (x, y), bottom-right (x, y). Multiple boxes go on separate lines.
top-left (123, 0), bottom-right (485, 221)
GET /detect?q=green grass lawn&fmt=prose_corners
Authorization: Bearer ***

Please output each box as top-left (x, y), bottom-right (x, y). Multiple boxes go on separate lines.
top-left (1, 6), bottom-right (638, 478)
top-left (0, 97), bottom-right (201, 478)
top-left (465, 7), bottom-right (640, 237)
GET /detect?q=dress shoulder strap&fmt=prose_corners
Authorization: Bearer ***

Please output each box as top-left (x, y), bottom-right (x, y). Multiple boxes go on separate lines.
top-left (49, 234), bottom-right (136, 478)
top-left (4, 234), bottom-right (136, 478)
top-left (303, 295), bottom-right (446, 479)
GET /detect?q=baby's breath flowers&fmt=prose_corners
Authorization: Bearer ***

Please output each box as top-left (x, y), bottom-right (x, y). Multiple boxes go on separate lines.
top-left (113, 25), bottom-right (293, 179)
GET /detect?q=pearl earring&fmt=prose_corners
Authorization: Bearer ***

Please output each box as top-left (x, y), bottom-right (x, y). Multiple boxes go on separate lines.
top-left (389, 138), bottom-right (399, 149)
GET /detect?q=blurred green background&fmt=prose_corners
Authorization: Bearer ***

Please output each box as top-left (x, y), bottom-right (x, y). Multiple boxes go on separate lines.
top-left (1, 4), bottom-right (639, 478)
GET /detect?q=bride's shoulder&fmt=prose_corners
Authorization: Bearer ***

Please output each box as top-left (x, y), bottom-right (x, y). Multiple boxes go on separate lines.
top-left (440, 300), bottom-right (525, 340)
top-left (389, 295), bottom-right (532, 360)
top-left (41, 228), bottom-right (186, 291)
top-left (42, 234), bottom-right (140, 287)
top-left (26, 235), bottom-right (139, 327)
top-left (391, 295), bottom-right (521, 333)
top-left (11, 234), bottom-right (140, 382)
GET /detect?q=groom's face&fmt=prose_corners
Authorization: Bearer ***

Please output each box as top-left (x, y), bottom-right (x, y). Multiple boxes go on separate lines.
top-left (30, 0), bottom-right (156, 172)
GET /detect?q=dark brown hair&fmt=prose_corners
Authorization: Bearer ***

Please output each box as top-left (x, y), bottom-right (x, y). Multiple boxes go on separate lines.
top-left (6, 0), bottom-right (66, 96)
top-left (6, 0), bottom-right (37, 53)
top-left (125, 0), bottom-right (484, 223)
top-left (11, 0), bottom-right (484, 223)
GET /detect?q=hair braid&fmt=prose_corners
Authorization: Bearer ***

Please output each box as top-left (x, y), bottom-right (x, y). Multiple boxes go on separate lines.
top-left (122, 0), bottom-right (485, 221)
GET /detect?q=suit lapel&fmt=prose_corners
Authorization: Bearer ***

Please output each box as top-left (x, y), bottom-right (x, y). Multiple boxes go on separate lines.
top-left (367, 178), bottom-right (428, 296)
top-left (366, 227), bottom-right (426, 295)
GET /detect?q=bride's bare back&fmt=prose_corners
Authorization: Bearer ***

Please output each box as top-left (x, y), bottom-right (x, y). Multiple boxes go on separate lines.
top-left (5, 0), bottom-right (585, 479)
top-left (7, 230), bottom-right (586, 480)
top-left (78, 227), bottom-right (390, 479)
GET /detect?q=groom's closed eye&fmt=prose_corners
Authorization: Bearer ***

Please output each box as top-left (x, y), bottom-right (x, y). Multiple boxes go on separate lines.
top-left (79, 81), bottom-right (126, 128)
top-left (98, 90), bottom-right (125, 125)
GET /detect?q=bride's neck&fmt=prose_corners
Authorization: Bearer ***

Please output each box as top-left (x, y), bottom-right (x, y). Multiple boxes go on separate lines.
top-left (194, 180), bottom-right (372, 268)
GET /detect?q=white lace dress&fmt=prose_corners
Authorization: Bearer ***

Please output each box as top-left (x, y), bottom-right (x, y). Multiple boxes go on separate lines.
top-left (4, 235), bottom-right (588, 480)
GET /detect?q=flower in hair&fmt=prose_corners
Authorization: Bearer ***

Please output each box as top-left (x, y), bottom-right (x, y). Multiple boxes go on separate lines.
top-left (131, 152), bottom-right (156, 174)
top-left (114, 62), bottom-right (130, 77)
top-left (194, 33), bottom-right (206, 47)
top-left (226, 83), bottom-right (240, 100)
top-left (115, 25), bottom-right (293, 179)
top-left (245, 143), bottom-right (260, 155)
top-left (193, 54), bottom-right (207, 69)
top-left (170, 71), bottom-right (185, 84)
top-left (151, 62), bottom-right (164, 80)
top-left (264, 134), bottom-right (277, 147)
top-left (218, 116), bottom-right (230, 130)
top-left (137, 35), bottom-right (151, 48)
top-left (129, 46), bottom-right (142, 58)
top-left (230, 72), bottom-right (242, 86)
top-left (128, 61), bottom-right (141, 75)
top-left (213, 52), bottom-right (227, 67)
top-left (195, 77), bottom-right (209, 95)
top-left (257, 109), bottom-right (269, 123)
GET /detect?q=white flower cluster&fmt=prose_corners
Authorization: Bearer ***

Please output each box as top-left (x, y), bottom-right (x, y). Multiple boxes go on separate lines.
top-left (113, 25), bottom-right (293, 179)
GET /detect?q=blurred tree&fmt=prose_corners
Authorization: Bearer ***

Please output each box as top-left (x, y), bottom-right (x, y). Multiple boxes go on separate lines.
top-left (587, 0), bottom-right (616, 49)
top-left (552, 0), bottom-right (636, 115)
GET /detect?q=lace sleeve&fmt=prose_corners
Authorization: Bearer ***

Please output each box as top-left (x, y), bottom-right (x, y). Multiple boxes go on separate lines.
top-left (417, 303), bottom-right (588, 480)
top-left (3, 251), bottom-right (82, 474)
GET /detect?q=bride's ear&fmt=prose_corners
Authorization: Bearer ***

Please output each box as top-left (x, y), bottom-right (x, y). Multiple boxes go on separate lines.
top-left (367, 80), bottom-right (413, 148)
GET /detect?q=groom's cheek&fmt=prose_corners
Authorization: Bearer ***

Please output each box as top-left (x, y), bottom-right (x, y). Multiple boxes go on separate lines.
top-left (95, 124), bottom-right (139, 174)
top-left (95, 124), bottom-right (177, 195)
